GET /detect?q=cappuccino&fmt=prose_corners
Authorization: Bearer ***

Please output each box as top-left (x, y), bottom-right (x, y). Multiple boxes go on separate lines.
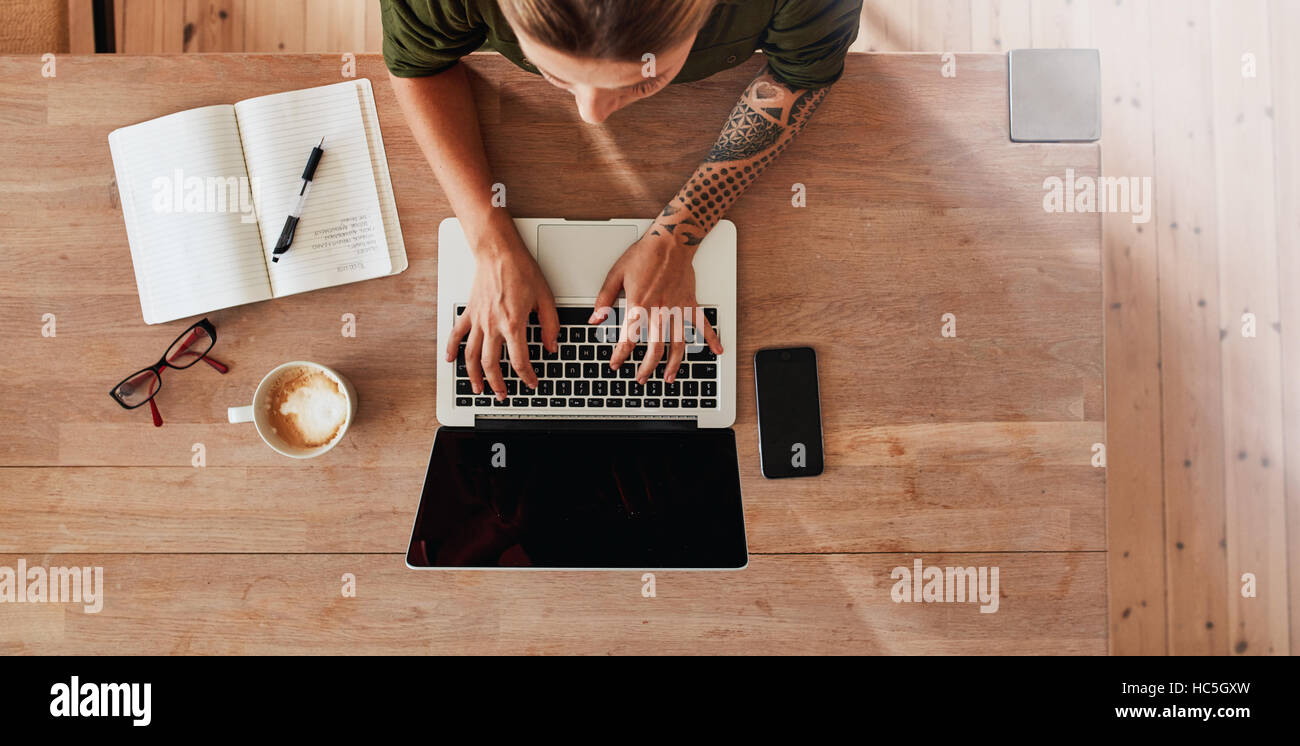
top-left (266, 368), bottom-right (348, 448)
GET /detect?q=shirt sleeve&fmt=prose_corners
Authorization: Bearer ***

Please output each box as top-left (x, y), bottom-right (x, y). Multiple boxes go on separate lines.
top-left (381, 0), bottom-right (487, 78)
top-left (761, 0), bottom-right (862, 89)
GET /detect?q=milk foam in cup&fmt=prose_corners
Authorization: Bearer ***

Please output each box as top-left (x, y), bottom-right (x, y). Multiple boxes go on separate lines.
top-left (228, 362), bottom-right (357, 459)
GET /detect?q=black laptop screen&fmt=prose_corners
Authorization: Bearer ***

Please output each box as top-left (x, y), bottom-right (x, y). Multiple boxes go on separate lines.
top-left (406, 427), bottom-right (748, 569)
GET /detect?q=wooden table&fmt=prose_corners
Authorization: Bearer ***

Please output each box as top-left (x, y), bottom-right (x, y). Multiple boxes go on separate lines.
top-left (0, 52), bottom-right (1104, 654)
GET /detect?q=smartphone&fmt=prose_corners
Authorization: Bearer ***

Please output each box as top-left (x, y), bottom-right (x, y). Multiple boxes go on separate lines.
top-left (754, 347), bottom-right (824, 478)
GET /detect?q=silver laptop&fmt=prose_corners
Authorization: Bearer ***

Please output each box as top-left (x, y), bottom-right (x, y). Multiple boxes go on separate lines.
top-left (406, 218), bottom-right (747, 570)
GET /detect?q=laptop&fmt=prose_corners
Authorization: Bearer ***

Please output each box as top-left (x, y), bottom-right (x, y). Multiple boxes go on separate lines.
top-left (405, 217), bottom-right (748, 570)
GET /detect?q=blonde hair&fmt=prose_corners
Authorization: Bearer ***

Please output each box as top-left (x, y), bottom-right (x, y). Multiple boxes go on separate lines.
top-left (499, 0), bottom-right (716, 61)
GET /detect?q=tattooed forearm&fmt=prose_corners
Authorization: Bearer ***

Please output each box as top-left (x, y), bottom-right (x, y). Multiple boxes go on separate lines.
top-left (653, 68), bottom-right (828, 246)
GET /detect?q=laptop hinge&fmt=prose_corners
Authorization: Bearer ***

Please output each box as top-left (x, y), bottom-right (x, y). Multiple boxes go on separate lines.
top-left (474, 416), bottom-right (696, 432)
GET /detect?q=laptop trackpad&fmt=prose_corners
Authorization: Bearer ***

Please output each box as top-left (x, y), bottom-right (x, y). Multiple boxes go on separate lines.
top-left (537, 224), bottom-right (639, 297)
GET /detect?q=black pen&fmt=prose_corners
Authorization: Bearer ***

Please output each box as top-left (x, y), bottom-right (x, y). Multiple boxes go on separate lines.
top-left (271, 137), bottom-right (325, 263)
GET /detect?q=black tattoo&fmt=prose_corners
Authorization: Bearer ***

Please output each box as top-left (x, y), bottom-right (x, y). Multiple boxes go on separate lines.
top-left (789, 88), bottom-right (825, 129)
top-left (652, 69), bottom-right (829, 244)
top-left (705, 100), bottom-right (785, 162)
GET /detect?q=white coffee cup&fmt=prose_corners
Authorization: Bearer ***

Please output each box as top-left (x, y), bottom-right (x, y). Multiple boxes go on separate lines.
top-left (228, 361), bottom-right (357, 459)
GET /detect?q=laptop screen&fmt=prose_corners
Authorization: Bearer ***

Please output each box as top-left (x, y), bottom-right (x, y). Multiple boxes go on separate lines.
top-left (406, 427), bottom-right (748, 569)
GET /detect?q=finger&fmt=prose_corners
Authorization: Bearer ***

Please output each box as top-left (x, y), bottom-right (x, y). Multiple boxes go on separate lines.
top-left (637, 340), bottom-right (664, 383)
top-left (696, 309), bottom-right (724, 354)
top-left (663, 307), bottom-right (686, 382)
top-left (590, 266), bottom-right (623, 324)
top-left (537, 293), bottom-right (561, 352)
top-left (610, 333), bottom-right (635, 370)
top-left (464, 327), bottom-right (485, 395)
top-left (445, 307), bottom-right (471, 362)
top-left (505, 329), bottom-right (536, 388)
top-left (665, 312), bottom-right (685, 383)
top-left (624, 303), bottom-right (647, 344)
top-left (481, 334), bottom-right (507, 401)
top-left (637, 309), bottom-right (665, 383)
top-left (609, 303), bottom-right (640, 370)
top-left (665, 340), bottom-right (685, 383)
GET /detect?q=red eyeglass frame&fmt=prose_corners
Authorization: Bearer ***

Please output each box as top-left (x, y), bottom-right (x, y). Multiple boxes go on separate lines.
top-left (109, 318), bottom-right (229, 427)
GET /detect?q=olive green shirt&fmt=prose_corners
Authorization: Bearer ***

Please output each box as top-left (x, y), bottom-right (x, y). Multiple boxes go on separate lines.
top-left (381, 0), bottom-right (862, 89)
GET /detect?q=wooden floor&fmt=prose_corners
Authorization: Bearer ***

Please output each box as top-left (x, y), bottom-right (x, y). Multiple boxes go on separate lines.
top-left (851, 0), bottom-right (1298, 657)
top-left (38, 0), bottom-right (1300, 655)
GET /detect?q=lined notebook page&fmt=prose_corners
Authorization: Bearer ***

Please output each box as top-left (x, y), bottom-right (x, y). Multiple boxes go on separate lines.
top-left (356, 78), bottom-right (408, 273)
top-left (234, 81), bottom-right (391, 298)
top-left (108, 105), bottom-right (273, 324)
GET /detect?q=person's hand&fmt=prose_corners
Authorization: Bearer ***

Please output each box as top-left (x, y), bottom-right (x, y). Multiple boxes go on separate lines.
top-left (445, 227), bottom-right (559, 400)
top-left (591, 227), bottom-right (723, 383)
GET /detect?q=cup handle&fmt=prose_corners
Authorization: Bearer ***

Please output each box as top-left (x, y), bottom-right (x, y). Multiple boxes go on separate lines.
top-left (228, 405), bottom-right (254, 424)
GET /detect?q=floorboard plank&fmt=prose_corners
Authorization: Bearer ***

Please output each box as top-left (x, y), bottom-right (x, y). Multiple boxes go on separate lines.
top-left (0, 457), bottom-right (1103, 555)
top-left (911, 0), bottom-right (972, 52)
top-left (1093, 0), bottom-right (1167, 656)
top-left (242, 0), bottom-right (304, 53)
top-left (1030, 0), bottom-right (1092, 48)
top-left (67, 0), bottom-right (97, 53)
top-left (854, 0), bottom-right (917, 52)
top-left (304, 0), bottom-right (366, 53)
top-left (0, 552), bottom-right (1107, 654)
top-left (1268, 0), bottom-right (1300, 658)
top-left (184, 0), bottom-right (245, 53)
top-left (364, 0), bottom-right (382, 53)
top-left (1149, 0), bottom-right (1229, 655)
top-left (970, 0), bottom-right (1031, 52)
top-left (1209, 0), bottom-right (1290, 655)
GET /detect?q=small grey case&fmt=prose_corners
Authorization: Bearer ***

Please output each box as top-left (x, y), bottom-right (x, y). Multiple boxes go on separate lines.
top-left (1009, 48), bottom-right (1101, 142)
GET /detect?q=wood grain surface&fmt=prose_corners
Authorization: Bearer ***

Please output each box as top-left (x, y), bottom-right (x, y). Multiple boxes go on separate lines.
top-left (0, 52), bottom-right (1103, 654)
top-left (69, 0), bottom-right (1294, 660)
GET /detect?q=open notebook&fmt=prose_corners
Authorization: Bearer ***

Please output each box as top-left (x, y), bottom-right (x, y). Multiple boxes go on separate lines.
top-left (109, 79), bottom-right (407, 324)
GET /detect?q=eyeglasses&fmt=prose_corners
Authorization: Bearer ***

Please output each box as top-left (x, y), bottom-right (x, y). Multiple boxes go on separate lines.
top-left (109, 318), bottom-right (229, 427)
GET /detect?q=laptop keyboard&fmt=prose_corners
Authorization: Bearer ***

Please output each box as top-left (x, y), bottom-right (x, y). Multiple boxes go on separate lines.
top-left (452, 306), bottom-right (720, 412)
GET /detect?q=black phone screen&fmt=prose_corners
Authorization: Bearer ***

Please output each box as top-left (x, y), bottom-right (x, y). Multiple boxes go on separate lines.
top-left (754, 347), bottom-right (824, 478)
